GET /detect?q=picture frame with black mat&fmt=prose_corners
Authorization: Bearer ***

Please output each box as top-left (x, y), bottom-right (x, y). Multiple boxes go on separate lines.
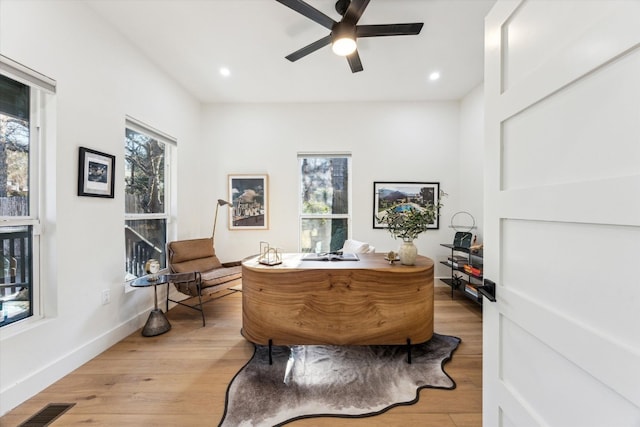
top-left (77, 147), bottom-right (115, 198)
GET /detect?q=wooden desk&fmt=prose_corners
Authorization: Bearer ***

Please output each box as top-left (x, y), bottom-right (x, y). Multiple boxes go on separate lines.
top-left (241, 253), bottom-right (434, 346)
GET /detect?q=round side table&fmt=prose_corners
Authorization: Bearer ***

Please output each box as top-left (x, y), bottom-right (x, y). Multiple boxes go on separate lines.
top-left (131, 275), bottom-right (171, 337)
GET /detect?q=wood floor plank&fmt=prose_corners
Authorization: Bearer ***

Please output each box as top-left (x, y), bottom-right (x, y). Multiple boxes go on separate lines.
top-left (0, 283), bottom-right (482, 427)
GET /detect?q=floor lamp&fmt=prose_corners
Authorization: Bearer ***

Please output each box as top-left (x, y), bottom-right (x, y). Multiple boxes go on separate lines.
top-left (212, 199), bottom-right (232, 241)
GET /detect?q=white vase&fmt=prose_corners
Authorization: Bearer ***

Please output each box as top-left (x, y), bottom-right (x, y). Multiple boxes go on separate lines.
top-left (398, 239), bottom-right (418, 265)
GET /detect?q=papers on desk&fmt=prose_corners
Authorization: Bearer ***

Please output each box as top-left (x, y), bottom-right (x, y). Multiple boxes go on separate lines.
top-left (302, 252), bottom-right (359, 261)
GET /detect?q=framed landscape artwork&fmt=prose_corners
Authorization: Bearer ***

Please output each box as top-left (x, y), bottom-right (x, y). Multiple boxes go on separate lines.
top-left (228, 174), bottom-right (269, 230)
top-left (373, 181), bottom-right (440, 229)
top-left (78, 147), bottom-right (115, 198)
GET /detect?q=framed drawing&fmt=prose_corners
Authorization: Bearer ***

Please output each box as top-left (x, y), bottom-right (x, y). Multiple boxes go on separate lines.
top-left (228, 174), bottom-right (269, 230)
top-left (373, 181), bottom-right (440, 229)
top-left (78, 147), bottom-right (115, 198)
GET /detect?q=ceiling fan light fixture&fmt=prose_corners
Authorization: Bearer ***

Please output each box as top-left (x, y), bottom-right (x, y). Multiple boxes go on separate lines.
top-left (332, 36), bottom-right (357, 56)
top-left (277, 0), bottom-right (424, 72)
top-left (331, 21), bottom-right (357, 56)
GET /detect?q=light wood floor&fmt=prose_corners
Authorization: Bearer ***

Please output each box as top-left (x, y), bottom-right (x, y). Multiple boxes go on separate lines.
top-left (0, 283), bottom-right (482, 427)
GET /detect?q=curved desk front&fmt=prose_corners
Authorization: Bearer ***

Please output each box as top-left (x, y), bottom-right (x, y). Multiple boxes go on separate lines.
top-left (241, 253), bottom-right (434, 346)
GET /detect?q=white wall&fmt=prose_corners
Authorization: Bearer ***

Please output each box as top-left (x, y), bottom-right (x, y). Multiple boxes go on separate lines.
top-left (0, 0), bottom-right (203, 414)
top-left (459, 84), bottom-right (485, 242)
top-left (201, 101), bottom-right (466, 275)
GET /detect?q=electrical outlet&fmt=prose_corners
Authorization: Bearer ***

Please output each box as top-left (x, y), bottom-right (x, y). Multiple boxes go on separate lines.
top-left (101, 289), bottom-right (111, 305)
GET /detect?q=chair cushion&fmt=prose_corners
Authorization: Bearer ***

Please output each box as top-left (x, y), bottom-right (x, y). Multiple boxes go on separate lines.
top-left (167, 237), bottom-right (242, 296)
top-left (201, 265), bottom-right (242, 287)
top-left (341, 239), bottom-right (370, 253)
top-left (172, 265), bottom-right (242, 296)
top-left (168, 237), bottom-right (223, 270)
top-left (171, 257), bottom-right (222, 275)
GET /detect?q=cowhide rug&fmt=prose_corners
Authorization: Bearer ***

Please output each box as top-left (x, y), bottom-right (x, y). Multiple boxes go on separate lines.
top-left (218, 333), bottom-right (460, 426)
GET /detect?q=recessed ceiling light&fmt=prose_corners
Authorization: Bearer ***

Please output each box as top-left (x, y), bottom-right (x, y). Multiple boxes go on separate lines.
top-left (429, 71), bottom-right (440, 81)
top-left (219, 67), bottom-right (231, 77)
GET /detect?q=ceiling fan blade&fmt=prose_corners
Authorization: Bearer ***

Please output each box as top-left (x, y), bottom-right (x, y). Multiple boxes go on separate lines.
top-left (357, 23), bottom-right (424, 38)
top-left (276, 0), bottom-right (337, 30)
top-left (346, 50), bottom-right (364, 73)
top-left (343, 0), bottom-right (370, 24)
top-left (285, 35), bottom-right (332, 62)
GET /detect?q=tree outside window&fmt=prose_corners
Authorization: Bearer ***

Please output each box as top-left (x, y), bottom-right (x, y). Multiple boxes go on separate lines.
top-left (1, 73), bottom-right (35, 327)
top-left (299, 155), bottom-right (351, 253)
top-left (124, 127), bottom-right (167, 279)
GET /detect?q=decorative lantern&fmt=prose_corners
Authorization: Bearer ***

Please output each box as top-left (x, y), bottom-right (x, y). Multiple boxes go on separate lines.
top-left (259, 241), bottom-right (282, 266)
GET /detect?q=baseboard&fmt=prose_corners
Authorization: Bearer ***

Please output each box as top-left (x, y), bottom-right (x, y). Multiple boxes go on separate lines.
top-left (0, 311), bottom-right (147, 416)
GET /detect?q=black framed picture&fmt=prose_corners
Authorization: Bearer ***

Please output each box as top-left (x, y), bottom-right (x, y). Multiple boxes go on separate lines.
top-left (78, 147), bottom-right (115, 198)
top-left (373, 181), bottom-right (440, 229)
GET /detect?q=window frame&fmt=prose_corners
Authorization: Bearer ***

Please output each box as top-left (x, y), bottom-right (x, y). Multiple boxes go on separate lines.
top-left (124, 117), bottom-right (175, 279)
top-left (0, 54), bottom-right (55, 329)
top-left (297, 152), bottom-right (352, 253)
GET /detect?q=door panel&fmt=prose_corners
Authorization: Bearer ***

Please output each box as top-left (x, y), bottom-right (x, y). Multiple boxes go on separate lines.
top-left (502, 0), bottom-right (620, 91)
top-left (501, 317), bottom-right (640, 427)
top-left (502, 49), bottom-right (640, 190)
top-left (502, 219), bottom-right (640, 346)
top-left (484, 1), bottom-right (640, 425)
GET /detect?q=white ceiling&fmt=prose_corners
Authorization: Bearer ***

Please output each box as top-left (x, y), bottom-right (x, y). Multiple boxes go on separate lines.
top-left (87, 0), bottom-right (496, 104)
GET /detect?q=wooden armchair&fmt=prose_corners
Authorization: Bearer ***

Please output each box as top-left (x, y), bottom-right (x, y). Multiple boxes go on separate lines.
top-left (166, 237), bottom-right (242, 325)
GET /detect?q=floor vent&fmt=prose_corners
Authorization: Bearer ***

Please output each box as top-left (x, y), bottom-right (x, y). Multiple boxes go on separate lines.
top-left (18, 403), bottom-right (75, 427)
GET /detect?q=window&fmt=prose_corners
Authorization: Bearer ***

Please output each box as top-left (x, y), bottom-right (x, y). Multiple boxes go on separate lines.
top-left (0, 55), bottom-right (55, 327)
top-left (124, 118), bottom-right (174, 280)
top-left (298, 153), bottom-right (351, 253)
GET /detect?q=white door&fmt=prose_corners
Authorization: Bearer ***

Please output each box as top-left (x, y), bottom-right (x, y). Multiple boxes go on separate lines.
top-left (483, 1), bottom-right (640, 426)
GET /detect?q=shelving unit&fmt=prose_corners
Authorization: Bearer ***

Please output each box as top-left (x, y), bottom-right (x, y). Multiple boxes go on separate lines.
top-left (439, 243), bottom-right (483, 306)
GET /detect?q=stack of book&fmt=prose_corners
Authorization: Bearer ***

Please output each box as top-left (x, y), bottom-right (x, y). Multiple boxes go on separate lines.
top-left (463, 264), bottom-right (482, 276)
top-left (465, 283), bottom-right (479, 297)
top-left (446, 255), bottom-right (467, 269)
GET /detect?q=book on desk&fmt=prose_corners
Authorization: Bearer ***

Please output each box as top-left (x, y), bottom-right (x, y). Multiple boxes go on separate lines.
top-left (302, 252), bottom-right (359, 261)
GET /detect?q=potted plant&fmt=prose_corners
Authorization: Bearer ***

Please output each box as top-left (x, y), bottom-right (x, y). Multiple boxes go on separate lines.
top-left (379, 198), bottom-right (443, 265)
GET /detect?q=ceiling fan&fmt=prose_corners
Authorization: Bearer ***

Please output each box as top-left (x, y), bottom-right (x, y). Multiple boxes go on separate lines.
top-left (276, 0), bottom-right (424, 73)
